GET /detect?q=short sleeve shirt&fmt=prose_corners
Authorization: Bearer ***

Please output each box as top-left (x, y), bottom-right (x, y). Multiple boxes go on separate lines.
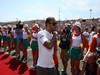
top-left (37, 30), bottom-right (55, 68)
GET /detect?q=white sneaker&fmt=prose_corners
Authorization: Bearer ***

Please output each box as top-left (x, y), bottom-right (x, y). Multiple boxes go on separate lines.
top-left (13, 55), bottom-right (20, 60)
top-left (22, 59), bottom-right (27, 64)
top-left (31, 66), bottom-right (37, 70)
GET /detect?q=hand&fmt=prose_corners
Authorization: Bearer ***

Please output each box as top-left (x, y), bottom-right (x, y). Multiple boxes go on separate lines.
top-left (53, 31), bottom-right (58, 40)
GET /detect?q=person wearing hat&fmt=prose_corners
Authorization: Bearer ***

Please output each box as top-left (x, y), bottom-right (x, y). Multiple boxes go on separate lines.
top-left (20, 24), bottom-right (30, 64)
top-left (2, 26), bottom-right (8, 52)
top-left (6, 25), bottom-right (13, 54)
top-left (30, 24), bottom-right (40, 69)
top-left (10, 25), bottom-right (17, 56)
top-left (36, 17), bottom-right (57, 75)
top-left (82, 26), bottom-right (100, 75)
top-left (69, 21), bottom-right (89, 75)
top-left (14, 22), bottom-right (23, 60)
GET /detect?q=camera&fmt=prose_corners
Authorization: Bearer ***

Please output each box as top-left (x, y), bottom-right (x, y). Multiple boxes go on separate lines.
top-left (16, 21), bottom-right (23, 29)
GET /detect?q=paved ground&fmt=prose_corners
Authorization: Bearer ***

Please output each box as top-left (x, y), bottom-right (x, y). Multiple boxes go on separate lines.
top-left (0, 41), bottom-right (85, 75)
top-left (0, 47), bottom-right (73, 75)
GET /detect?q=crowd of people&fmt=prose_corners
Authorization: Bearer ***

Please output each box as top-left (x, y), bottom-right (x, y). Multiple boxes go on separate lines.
top-left (0, 17), bottom-right (100, 75)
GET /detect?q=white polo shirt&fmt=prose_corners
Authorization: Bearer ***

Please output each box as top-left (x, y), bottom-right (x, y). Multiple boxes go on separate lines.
top-left (37, 30), bottom-right (55, 68)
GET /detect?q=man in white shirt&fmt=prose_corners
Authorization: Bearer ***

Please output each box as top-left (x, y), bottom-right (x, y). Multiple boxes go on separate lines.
top-left (37, 17), bottom-right (57, 75)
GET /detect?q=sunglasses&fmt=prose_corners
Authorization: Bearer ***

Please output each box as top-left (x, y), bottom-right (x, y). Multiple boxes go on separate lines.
top-left (49, 22), bottom-right (57, 26)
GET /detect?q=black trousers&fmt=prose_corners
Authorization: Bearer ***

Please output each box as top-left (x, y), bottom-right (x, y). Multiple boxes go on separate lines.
top-left (37, 66), bottom-right (57, 75)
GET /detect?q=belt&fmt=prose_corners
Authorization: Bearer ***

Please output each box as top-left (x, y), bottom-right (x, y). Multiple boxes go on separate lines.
top-left (72, 46), bottom-right (80, 48)
top-left (32, 39), bottom-right (37, 41)
top-left (37, 66), bottom-right (55, 69)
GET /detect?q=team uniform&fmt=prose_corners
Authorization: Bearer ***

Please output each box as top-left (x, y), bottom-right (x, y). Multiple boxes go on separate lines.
top-left (21, 28), bottom-right (30, 63)
top-left (14, 28), bottom-right (23, 59)
top-left (85, 33), bottom-right (100, 75)
top-left (31, 25), bottom-right (39, 68)
top-left (69, 34), bottom-right (83, 60)
top-left (6, 27), bottom-right (13, 54)
top-left (2, 27), bottom-right (8, 52)
top-left (22, 29), bottom-right (30, 48)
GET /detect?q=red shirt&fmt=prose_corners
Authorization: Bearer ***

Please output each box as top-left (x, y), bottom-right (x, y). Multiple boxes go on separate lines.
top-left (90, 33), bottom-right (100, 52)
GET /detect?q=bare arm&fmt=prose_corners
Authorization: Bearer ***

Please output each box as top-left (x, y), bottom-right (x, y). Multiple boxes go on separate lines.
top-left (43, 34), bottom-right (57, 49)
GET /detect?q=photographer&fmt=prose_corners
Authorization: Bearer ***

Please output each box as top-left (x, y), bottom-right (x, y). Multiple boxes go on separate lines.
top-left (14, 21), bottom-right (23, 60)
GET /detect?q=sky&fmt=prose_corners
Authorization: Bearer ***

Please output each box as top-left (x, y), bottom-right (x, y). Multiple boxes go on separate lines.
top-left (0, 0), bottom-right (100, 22)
